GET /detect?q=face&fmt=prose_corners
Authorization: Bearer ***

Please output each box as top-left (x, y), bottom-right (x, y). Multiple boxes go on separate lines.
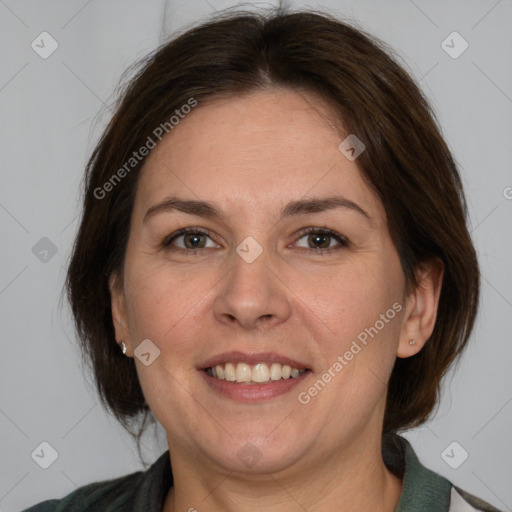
top-left (110, 88), bottom-right (424, 476)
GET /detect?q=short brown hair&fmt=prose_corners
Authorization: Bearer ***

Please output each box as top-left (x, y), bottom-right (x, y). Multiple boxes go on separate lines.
top-left (66, 6), bottom-right (480, 448)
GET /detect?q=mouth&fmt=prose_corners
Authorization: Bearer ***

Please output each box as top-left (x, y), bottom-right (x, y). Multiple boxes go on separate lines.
top-left (204, 362), bottom-right (308, 384)
top-left (198, 351), bottom-right (311, 401)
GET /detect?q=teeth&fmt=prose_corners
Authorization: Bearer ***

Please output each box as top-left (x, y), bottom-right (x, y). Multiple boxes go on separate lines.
top-left (215, 365), bottom-right (224, 379)
top-left (252, 363), bottom-right (270, 383)
top-left (236, 363), bottom-right (252, 383)
top-left (224, 362), bottom-right (236, 381)
top-left (269, 362), bottom-right (282, 380)
top-left (206, 362), bottom-right (306, 383)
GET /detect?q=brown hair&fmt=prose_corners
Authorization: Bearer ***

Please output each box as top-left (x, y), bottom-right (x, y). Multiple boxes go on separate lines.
top-left (66, 6), bottom-right (479, 452)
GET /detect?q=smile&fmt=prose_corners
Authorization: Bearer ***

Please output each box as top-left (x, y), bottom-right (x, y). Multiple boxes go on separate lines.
top-left (205, 362), bottom-right (307, 384)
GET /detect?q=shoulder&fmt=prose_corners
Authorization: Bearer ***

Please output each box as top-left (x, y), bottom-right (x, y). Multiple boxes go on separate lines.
top-left (22, 450), bottom-right (172, 512)
top-left (21, 467), bottom-right (146, 512)
top-left (384, 434), bottom-right (504, 512)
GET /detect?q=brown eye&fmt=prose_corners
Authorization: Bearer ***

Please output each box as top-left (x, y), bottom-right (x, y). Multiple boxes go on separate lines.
top-left (306, 233), bottom-right (331, 249)
top-left (162, 228), bottom-right (219, 252)
top-left (182, 232), bottom-right (207, 249)
top-left (294, 227), bottom-right (349, 252)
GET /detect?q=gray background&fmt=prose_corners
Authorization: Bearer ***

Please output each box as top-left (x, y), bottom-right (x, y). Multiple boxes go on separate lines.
top-left (1, 1), bottom-right (511, 511)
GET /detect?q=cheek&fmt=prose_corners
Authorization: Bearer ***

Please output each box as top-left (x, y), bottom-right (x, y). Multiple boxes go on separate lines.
top-left (302, 255), bottom-right (404, 386)
top-left (300, 263), bottom-right (403, 420)
top-left (123, 262), bottom-right (219, 357)
top-left (123, 265), bottom-right (181, 335)
top-left (123, 267), bottom-right (209, 426)
top-left (317, 262), bottom-right (400, 334)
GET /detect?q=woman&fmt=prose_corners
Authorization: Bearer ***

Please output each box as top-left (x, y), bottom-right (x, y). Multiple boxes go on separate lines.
top-left (24, 6), bottom-right (500, 512)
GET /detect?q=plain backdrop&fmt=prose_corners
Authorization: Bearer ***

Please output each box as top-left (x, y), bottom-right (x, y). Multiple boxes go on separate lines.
top-left (1, 1), bottom-right (511, 511)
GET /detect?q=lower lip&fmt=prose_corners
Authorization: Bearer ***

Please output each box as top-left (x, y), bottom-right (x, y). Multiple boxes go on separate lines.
top-left (199, 370), bottom-right (310, 402)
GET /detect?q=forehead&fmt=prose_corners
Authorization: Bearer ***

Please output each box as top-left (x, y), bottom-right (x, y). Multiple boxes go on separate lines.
top-left (134, 88), bottom-right (384, 224)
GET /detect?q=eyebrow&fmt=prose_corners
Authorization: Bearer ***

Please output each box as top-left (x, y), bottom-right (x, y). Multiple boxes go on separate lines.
top-left (143, 195), bottom-right (372, 225)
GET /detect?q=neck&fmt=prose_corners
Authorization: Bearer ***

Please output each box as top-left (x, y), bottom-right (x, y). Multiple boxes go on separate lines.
top-left (163, 431), bottom-right (402, 512)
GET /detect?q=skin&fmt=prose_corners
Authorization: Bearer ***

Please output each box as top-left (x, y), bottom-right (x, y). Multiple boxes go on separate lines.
top-left (110, 88), bottom-right (443, 512)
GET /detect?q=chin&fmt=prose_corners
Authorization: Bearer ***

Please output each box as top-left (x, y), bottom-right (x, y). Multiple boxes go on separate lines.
top-left (199, 429), bottom-right (310, 475)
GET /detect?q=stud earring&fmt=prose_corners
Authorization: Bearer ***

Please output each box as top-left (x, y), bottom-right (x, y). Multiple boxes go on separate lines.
top-left (120, 341), bottom-right (127, 355)
top-left (409, 339), bottom-right (416, 345)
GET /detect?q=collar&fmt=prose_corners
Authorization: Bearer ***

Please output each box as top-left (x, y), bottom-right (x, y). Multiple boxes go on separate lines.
top-left (383, 433), bottom-right (452, 511)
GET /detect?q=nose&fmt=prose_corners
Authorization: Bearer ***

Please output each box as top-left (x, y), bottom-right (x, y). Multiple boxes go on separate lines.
top-left (212, 246), bottom-right (291, 331)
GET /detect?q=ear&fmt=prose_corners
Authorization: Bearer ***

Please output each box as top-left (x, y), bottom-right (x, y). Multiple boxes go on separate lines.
top-left (397, 258), bottom-right (444, 358)
top-left (109, 272), bottom-right (132, 356)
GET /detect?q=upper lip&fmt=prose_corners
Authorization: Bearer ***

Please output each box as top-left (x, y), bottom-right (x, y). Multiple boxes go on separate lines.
top-left (199, 351), bottom-right (310, 370)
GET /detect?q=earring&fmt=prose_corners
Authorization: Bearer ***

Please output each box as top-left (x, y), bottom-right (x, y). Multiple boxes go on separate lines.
top-left (120, 341), bottom-right (127, 355)
top-left (409, 339), bottom-right (416, 345)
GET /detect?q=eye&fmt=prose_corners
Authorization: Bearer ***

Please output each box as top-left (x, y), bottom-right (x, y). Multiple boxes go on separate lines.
top-left (161, 226), bottom-right (349, 254)
top-left (294, 227), bottom-right (349, 252)
top-left (161, 228), bottom-right (219, 252)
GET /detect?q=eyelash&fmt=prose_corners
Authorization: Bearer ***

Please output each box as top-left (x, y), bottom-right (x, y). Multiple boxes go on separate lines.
top-left (161, 226), bottom-right (350, 255)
